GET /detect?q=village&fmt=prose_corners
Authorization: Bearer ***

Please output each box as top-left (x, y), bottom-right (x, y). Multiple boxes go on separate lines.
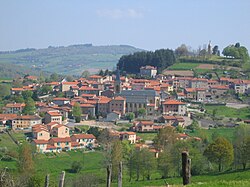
top-left (0, 64), bottom-right (249, 155)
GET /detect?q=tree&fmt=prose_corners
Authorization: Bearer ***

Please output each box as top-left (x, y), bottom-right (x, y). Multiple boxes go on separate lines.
top-left (22, 90), bottom-right (33, 100)
top-left (87, 127), bottom-right (101, 138)
top-left (204, 137), bottom-right (234, 172)
top-left (66, 75), bottom-right (74, 82)
top-left (126, 112), bottom-right (135, 122)
top-left (13, 95), bottom-right (25, 103)
top-left (233, 125), bottom-right (250, 170)
top-left (0, 84), bottom-right (11, 98)
top-left (50, 73), bottom-right (60, 82)
top-left (140, 148), bottom-right (156, 180)
top-left (111, 140), bottom-right (123, 181)
top-left (17, 143), bottom-right (34, 174)
top-left (98, 69), bottom-right (104, 76)
top-left (138, 108), bottom-right (146, 118)
top-left (37, 85), bottom-right (52, 95)
top-left (81, 70), bottom-right (90, 78)
top-left (175, 44), bottom-right (189, 57)
top-left (154, 126), bottom-right (177, 150)
top-left (212, 45), bottom-right (220, 56)
top-left (158, 149), bottom-right (173, 178)
top-left (222, 43), bottom-right (249, 63)
top-left (71, 161), bottom-right (82, 173)
top-left (22, 97), bottom-right (36, 115)
top-left (72, 103), bottom-right (82, 123)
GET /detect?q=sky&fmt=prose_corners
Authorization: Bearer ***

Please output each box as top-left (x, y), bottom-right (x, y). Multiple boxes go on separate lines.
top-left (0, 0), bottom-right (250, 51)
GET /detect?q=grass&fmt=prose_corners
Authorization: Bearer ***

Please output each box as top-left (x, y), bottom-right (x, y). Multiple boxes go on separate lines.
top-left (168, 63), bottom-right (199, 70)
top-left (136, 132), bottom-right (157, 141)
top-left (0, 132), bottom-right (19, 152)
top-left (187, 128), bottom-right (236, 142)
top-left (204, 105), bottom-right (250, 119)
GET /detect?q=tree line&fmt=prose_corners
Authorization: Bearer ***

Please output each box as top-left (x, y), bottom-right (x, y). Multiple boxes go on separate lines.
top-left (117, 49), bottom-right (176, 74)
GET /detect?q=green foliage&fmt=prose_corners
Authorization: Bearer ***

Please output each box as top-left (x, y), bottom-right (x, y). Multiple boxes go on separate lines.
top-left (71, 161), bottom-right (82, 173)
top-left (27, 174), bottom-right (44, 187)
top-left (37, 85), bottom-right (52, 95)
top-left (73, 102), bottom-right (81, 119)
top-left (233, 125), bottom-right (250, 170)
top-left (204, 137), bottom-right (234, 172)
top-left (111, 140), bottom-right (123, 181)
top-left (23, 97), bottom-right (36, 115)
top-left (222, 43), bottom-right (249, 63)
top-left (154, 126), bottom-right (177, 150)
top-left (138, 108), bottom-right (146, 118)
top-left (176, 125), bottom-right (184, 133)
top-left (187, 120), bottom-right (200, 131)
top-left (0, 84), bottom-right (11, 98)
top-left (118, 49), bottom-right (176, 73)
top-left (87, 127), bottom-right (101, 138)
top-left (22, 90), bottom-right (33, 100)
top-left (81, 70), bottom-right (90, 78)
top-left (175, 44), bottom-right (189, 57)
top-left (126, 112), bottom-right (135, 122)
top-left (17, 143), bottom-right (34, 174)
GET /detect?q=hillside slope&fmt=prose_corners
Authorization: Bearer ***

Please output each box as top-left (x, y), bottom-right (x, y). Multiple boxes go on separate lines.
top-left (0, 44), bottom-right (143, 75)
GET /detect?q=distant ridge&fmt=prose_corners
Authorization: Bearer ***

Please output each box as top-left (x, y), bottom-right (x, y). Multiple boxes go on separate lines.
top-left (0, 44), bottom-right (144, 76)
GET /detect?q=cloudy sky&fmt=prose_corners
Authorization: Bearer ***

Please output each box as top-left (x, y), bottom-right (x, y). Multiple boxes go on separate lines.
top-left (0, 0), bottom-right (249, 51)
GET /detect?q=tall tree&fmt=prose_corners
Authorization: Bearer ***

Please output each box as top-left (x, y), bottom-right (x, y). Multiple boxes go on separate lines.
top-left (17, 143), bottom-right (34, 174)
top-left (175, 44), bottom-right (189, 57)
top-left (72, 103), bottom-right (82, 123)
top-left (154, 126), bottom-right (177, 150)
top-left (204, 137), bottom-right (234, 172)
top-left (81, 70), bottom-right (90, 78)
top-left (22, 90), bottom-right (33, 100)
top-left (233, 125), bottom-right (250, 170)
top-left (111, 140), bottom-right (123, 181)
top-left (22, 97), bottom-right (36, 115)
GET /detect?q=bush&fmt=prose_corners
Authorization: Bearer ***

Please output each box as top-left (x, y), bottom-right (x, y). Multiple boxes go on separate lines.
top-left (71, 161), bottom-right (82, 173)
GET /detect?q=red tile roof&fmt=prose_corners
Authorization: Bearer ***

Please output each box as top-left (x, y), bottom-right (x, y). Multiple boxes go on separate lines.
top-left (33, 139), bottom-right (49, 144)
top-left (72, 134), bottom-right (96, 139)
top-left (50, 137), bottom-right (72, 143)
top-left (163, 100), bottom-right (185, 105)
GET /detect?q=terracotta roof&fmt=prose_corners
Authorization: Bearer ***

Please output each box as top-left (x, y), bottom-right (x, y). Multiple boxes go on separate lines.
top-left (14, 115), bottom-right (41, 120)
top-left (139, 121), bottom-right (154, 125)
top-left (50, 137), bottom-right (71, 143)
top-left (72, 134), bottom-right (96, 139)
top-left (163, 100), bottom-right (185, 105)
top-left (89, 75), bottom-right (102, 79)
top-left (11, 88), bottom-right (24, 91)
top-left (113, 96), bottom-right (125, 101)
top-left (71, 142), bottom-right (80, 147)
top-left (120, 131), bottom-right (136, 135)
top-left (62, 82), bottom-right (78, 85)
top-left (5, 103), bottom-right (25, 108)
top-left (46, 145), bottom-right (57, 150)
top-left (0, 114), bottom-right (18, 120)
top-left (46, 122), bottom-right (60, 127)
top-left (79, 86), bottom-right (99, 91)
top-left (47, 111), bottom-right (62, 116)
top-left (52, 124), bottom-right (66, 129)
top-left (33, 139), bottom-right (49, 144)
top-left (210, 85), bottom-right (229, 90)
top-left (80, 103), bottom-right (95, 108)
top-left (53, 98), bottom-right (70, 101)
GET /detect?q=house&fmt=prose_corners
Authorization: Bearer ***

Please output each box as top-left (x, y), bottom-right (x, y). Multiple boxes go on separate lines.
top-left (12, 115), bottom-right (42, 130)
top-left (80, 104), bottom-right (96, 117)
top-left (4, 103), bottom-right (25, 114)
top-left (50, 124), bottom-right (70, 138)
top-left (52, 98), bottom-right (70, 106)
top-left (78, 86), bottom-right (100, 96)
top-left (140, 66), bottom-right (157, 78)
top-left (134, 120), bottom-right (154, 132)
top-left (119, 132), bottom-right (136, 144)
top-left (44, 110), bottom-right (62, 124)
top-left (88, 75), bottom-right (103, 83)
top-left (0, 114), bottom-right (18, 127)
top-left (159, 115), bottom-right (185, 127)
top-left (209, 85), bottom-right (229, 97)
top-left (106, 111), bottom-right (121, 122)
top-left (61, 82), bottom-right (79, 92)
top-left (49, 137), bottom-right (72, 151)
top-left (32, 124), bottom-right (50, 140)
top-left (71, 134), bottom-right (96, 148)
top-left (32, 139), bottom-right (50, 153)
top-left (162, 100), bottom-right (186, 115)
top-left (109, 96), bottom-right (126, 115)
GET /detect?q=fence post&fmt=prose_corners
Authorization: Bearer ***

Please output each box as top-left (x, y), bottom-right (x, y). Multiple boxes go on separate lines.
top-left (118, 161), bottom-right (122, 187)
top-left (59, 171), bottom-right (65, 187)
top-left (44, 174), bottom-right (49, 187)
top-left (106, 164), bottom-right (112, 187)
top-left (182, 151), bottom-right (191, 185)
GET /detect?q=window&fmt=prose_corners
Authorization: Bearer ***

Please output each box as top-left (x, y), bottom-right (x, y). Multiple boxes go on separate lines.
top-left (57, 142), bottom-right (60, 146)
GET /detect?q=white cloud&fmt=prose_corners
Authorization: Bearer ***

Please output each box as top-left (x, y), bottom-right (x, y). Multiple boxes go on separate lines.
top-left (96, 8), bottom-right (144, 19)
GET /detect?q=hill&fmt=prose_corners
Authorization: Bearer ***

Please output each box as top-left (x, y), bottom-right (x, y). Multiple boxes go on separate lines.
top-left (0, 44), bottom-right (143, 76)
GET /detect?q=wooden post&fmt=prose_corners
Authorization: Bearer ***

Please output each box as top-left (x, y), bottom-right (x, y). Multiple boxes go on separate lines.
top-left (59, 171), bottom-right (65, 187)
top-left (182, 151), bottom-right (191, 185)
top-left (118, 161), bottom-right (122, 187)
top-left (44, 174), bottom-right (49, 187)
top-left (106, 164), bottom-right (112, 187)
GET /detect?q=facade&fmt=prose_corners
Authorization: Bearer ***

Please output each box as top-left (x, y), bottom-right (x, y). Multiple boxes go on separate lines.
top-left (119, 132), bottom-right (136, 144)
top-left (12, 115), bottom-right (42, 130)
top-left (134, 121), bottom-right (154, 132)
top-left (162, 100), bottom-right (186, 115)
top-left (4, 103), bottom-right (25, 114)
top-left (61, 82), bottom-right (79, 92)
top-left (106, 111), bottom-right (121, 122)
top-left (44, 110), bottom-right (62, 124)
top-left (140, 66), bottom-right (157, 78)
top-left (53, 98), bottom-right (70, 106)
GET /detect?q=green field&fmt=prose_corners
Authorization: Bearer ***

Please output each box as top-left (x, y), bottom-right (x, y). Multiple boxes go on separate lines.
top-left (205, 105), bottom-right (250, 119)
top-left (187, 127), bottom-right (236, 142)
top-left (136, 132), bottom-right (157, 141)
top-left (168, 62), bottom-right (199, 70)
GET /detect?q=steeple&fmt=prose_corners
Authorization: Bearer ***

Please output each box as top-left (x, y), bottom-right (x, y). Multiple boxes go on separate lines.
top-left (114, 66), bottom-right (121, 94)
